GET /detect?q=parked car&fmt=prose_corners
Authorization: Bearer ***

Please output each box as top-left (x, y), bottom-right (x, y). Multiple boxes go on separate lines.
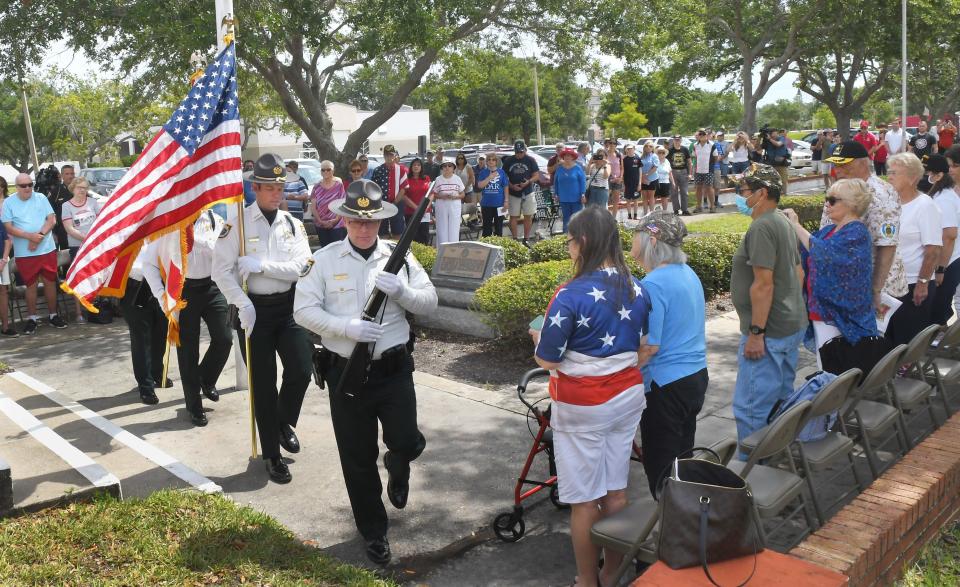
top-left (462, 143), bottom-right (497, 153)
top-left (79, 167), bottom-right (128, 198)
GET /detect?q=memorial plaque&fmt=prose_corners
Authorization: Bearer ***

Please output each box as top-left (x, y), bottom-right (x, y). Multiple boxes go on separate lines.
top-left (431, 241), bottom-right (505, 290)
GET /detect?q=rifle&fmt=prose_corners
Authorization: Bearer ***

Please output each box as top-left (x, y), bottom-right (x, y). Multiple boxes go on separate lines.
top-left (334, 178), bottom-right (437, 397)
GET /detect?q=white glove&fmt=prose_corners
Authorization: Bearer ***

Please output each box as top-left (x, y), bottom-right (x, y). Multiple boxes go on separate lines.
top-left (344, 318), bottom-right (384, 343)
top-left (238, 304), bottom-right (256, 333)
top-left (374, 271), bottom-right (405, 297)
top-left (237, 256), bottom-right (262, 281)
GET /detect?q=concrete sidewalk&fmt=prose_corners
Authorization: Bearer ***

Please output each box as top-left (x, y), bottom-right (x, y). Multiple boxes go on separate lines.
top-left (0, 310), bottom-right (815, 585)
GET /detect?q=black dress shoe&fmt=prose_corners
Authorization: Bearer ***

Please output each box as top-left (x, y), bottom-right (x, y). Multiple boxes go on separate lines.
top-left (201, 385), bottom-right (220, 402)
top-left (140, 389), bottom-right (159, 405)
top-left (365, 536), bottom-right (391, 566)
top-left (189, 410), bottom-right (208, 427)
top-left (265, 456), bottom-right (292, 484)
top-left (278, 422), bottom-right (300, 453)
top-left (161, 378), bottom-right (174, 388)
top-left (384, 452), bottom-right (409, 510)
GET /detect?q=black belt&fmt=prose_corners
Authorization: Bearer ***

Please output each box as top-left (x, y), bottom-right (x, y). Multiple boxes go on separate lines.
top-left (183, 276), bottom-right (212, 287)
top-left (331, 345), bottom-right (409, 379)
top-left (249, 288), bottom-right (294, 306)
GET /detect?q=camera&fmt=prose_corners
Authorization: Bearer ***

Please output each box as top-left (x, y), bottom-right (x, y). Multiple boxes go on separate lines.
top-left (592, 151), bottom-right (605, 160)
top-left (758, 125), bottom-right (772, 139)
top-left (34, 165), bottom-right (60, 196)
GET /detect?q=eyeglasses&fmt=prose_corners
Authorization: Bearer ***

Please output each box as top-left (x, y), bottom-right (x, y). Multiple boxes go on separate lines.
top-left (350, 168), bottom-right (362, 173)
top-left (321, 168), bottom-right (333, 172)
top-left (825, 196), bottom-right (844, 206)
top-left (17, 182), bottom-right (33, 188)
top-left (565, 237), bottom-right (576, 246)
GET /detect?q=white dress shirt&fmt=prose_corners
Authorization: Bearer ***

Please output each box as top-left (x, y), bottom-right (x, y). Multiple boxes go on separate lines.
top-left (294, 238), bottom-right (438, 359)
top-left (212, 204), bottom-right (312, 308)
top-left (142, 210), bottom-right (224, 299)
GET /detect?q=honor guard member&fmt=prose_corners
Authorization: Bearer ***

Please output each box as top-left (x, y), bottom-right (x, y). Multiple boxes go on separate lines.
top-left (212, 153), bottom-right (314, 484)
top-left (143, 210), bottom-right (233, 427)
top-left (121, 247), bottom-right (172, 405)
top-left (294, 179), bottom-right (438, 566)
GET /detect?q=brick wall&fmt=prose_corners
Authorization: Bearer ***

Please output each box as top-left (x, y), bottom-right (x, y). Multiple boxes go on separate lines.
top-left (790, 414), bottom-right (960, 586)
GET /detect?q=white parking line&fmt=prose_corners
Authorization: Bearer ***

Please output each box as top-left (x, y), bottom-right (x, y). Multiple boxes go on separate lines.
top-left (8, 371), bottom-right (221, 494)
top-left (0, 389), bottom-right (121, 492)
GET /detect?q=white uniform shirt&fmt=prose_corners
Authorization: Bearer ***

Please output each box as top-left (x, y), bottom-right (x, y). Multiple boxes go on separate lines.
top-left (141, 210), bottom-right (224, 299)
top-left (934, 187), bottom-right (960, 265)
top-left (294, 238), bottom-right (438, 359)
top-left (212, 204), bottom-right (312, 308)
top-left (128, 247), bottom-right (148, 281)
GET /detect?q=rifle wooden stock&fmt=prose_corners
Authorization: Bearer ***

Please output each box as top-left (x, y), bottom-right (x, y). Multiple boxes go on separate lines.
top-left (333, 179), bottom-right (437, 396)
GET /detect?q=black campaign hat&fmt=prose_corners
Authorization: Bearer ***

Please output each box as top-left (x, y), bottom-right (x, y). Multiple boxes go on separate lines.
top-left (329, 179), bottom-right (398, 220)
top-left (250, 153), bottom-right (288, 184)
top-left (824, 141), bottom-right (869, 165)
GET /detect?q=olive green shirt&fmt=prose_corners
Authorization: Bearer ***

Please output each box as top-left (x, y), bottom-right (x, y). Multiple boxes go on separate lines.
top-left (730, 210), bottom-right (808, 338)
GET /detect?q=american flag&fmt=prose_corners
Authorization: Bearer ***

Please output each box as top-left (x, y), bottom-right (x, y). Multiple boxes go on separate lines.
top-left (63, 42), bottom-right (242, 329)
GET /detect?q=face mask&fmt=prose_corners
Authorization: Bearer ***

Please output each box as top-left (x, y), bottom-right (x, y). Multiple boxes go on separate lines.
top-left (735, 194), bottom-right (754, 216)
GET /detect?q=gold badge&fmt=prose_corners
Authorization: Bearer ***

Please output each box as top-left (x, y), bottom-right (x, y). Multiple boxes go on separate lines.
top-left (273, 165), bottom-right (283, 175)
top-left (334, 273), bottom-right (349, 280)
top-left (358, 197), bottom-right (370, 208)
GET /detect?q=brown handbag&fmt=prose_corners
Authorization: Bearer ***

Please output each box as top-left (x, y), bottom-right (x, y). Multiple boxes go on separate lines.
top-left (657, 457), bottom-right (764, 586)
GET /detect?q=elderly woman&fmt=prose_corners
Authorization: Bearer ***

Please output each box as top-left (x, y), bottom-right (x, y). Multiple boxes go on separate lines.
top-left (530, 206), bottom-right (649, 587)
top-left (552, 148), bottom-right (587, 232)
top-left (924, 154), bottom-right (960, 325)
top-left (630, 210), bottom-right (707, 496)
top-left (61, 177), bottom-right (102, 323)
top-left (307, 160), bottom-right (346, 247)
top-left (885, 153), bottom-right (942, 345)
top-left (784, 179), bottom-right (883, 374)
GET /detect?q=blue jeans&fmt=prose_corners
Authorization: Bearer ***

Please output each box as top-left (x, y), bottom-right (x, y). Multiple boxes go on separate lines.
top-left (559, 201), bottom-right (583, 232)
top-left (733, 328), bottom-right (804, 459)
top-left (587, 187), bottom-right (609, 208)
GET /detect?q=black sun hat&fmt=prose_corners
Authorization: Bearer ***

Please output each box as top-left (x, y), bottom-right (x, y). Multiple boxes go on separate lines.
top-left (249, 153), bottom-right (288, 184)
top-left (329, 179), bottom-right (398, 220)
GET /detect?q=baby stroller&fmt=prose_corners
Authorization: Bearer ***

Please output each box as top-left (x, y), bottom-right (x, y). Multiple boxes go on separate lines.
top-left (493, 368), bottom-right (643, 542)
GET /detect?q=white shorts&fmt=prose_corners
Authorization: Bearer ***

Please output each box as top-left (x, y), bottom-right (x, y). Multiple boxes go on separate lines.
top-left (509, 194), bottom-right (537, 217)
top-left (0, 262), bottom-right (8, 286)
top-left (553, 414), bottom-right (641, 504)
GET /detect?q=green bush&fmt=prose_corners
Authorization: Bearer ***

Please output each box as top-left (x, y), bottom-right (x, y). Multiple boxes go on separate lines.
top-left (779, 194), bottom-right (825, 232)
top-left (682, 233), bottom-right (743, 298)
top-left (409, 241), bottom-right (436, 274)
top-left (478, 236), bottom-right (532, 270)
top-left (530, 234), bottom-right (568, 262)
top-left (474, 260), bottom-right (575, 337)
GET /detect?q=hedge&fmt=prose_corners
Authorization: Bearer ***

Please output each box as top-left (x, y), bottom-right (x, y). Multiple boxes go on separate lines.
top-left (779, 194), bottom-right (825, 232)
top-left (477, 236), bottom-right (532, 269)
top-left (530, 225), bottom-right (633, 263)
top-left (409, 242), bottom-right (436, 274)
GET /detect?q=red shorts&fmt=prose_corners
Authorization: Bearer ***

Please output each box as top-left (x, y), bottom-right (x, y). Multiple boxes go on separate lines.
top-left (16, 251), bottom-right (58, 286)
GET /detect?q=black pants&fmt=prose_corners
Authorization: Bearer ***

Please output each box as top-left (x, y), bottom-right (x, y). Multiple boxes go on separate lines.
top-left (932, 258), bottom-right (960, 325)
top-left (378, 213), bottom-right (406, 237)
top-left (886, 281), bottom-right (938, 346)
top-left (121, 278), bottom-right (168, 394)
top-left (316, 227), bottom-right (346, 248)
top-left (177, 280), bottom-right (232, 414)
top-left (481, 206), bottom-right (504, 237)
top-left (326, 354), bottom-right (426, 540)
top-left (639, 368), bottom-right (708, 497)
top-left (238, 296), bottom-right (313, 459)
top-left (874, 161), bottom-right (887, 176)
top-left (404, 216), bottom-right (431, 245)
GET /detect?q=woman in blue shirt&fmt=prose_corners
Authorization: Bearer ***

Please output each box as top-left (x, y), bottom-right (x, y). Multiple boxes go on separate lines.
top-left (630, 210), bottom-right (708, 496)
top-left (0, 178), bottom-right (14, 337)
top-left (639, 141), bottom-right (659, 217)
top-left (552, 149), bottom-right (586, 232)
top-left (476, 153), bottom-right (509, 237)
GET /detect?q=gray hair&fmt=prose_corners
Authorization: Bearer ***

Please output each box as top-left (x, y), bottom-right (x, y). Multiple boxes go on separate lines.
top-left (828, 178), bottom-right (871, 217)
top-left (887, 152), bottom-right (924, 182)
top-left (320, 160), bottom-right (335, 170)
top-left (633, 231), bottom-right (687, 268)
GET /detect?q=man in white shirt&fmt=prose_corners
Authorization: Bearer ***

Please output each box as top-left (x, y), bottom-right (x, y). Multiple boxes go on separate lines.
top-left (294, 179), bottom-right (437, 566)
top-left (886, 119), bottom-right (906, 155)
top-left (692, 129), bottom-right (717, 212)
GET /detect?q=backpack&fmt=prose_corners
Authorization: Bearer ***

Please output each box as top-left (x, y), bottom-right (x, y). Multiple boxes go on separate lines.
top-left (766, 371), bottom-right (837, 442)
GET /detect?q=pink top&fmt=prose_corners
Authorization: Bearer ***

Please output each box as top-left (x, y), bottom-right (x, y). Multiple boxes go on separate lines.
top-left (607, 152), bottom-right (622, 180)
top-left (312, 180), bottom-right (345, 229)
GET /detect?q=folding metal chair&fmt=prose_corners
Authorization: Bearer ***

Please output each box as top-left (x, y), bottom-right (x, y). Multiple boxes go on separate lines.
top-left (922, 320), bottom-right (960, 415)
top-left (888, 325), bottom-right (942, 447)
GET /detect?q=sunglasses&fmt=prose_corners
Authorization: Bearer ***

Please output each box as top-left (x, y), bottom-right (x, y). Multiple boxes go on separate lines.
top-left (17, 182), bottom-right (33, 188)
top-left (321, 168), bottom-right (333, 172)
top-left (350, 168), bottom-right (362, 173)
top-left (825, 196), bottom-right (844, 206)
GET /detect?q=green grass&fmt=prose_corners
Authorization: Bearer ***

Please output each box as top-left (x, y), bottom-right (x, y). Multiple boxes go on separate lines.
top-left (685, 214), bottom-right (752, 234)
top-left (0, 489), bottom-right (392, 586)
top-left (899, 521), bottom-right (960, 586)
top-left (0, 361), bottom-right (8, 374)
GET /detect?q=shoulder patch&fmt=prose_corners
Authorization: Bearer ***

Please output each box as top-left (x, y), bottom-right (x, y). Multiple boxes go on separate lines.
top-left (880, 222), bottom-right (897, 239)
top-left (219, 223), bottom-right (232, 238)
top-left (299, 258), bottom-right (315, 277)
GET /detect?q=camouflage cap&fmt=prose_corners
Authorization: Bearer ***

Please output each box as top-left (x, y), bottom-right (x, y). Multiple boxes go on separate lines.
top-left (741, 162), bottom-right (783, 192)
top-left (636, 209), bottom-right (688, 247)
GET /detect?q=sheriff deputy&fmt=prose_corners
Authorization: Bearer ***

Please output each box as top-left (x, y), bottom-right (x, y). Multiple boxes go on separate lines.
top-left (212, 153), bottom-right (314, 484)
top-left (293, 179), bottom-right (438, 566)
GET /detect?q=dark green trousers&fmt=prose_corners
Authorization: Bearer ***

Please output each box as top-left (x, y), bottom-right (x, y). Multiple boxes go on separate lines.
top-left (326, 353), bottom-right (426, 540)
top-left (177, 279), bottom-right (232, 414)
top-left (238, 295), bottom-right (313, 459)
top-left (121, 278), bottom-right (168, 394)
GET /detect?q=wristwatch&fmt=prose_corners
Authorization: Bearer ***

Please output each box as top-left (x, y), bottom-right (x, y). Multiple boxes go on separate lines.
top-left (918, 278), bottom-right (931, 284)
top-left (936, 266), bottom-right (946, 275)
top-left (749, 325), bottom-right (766, 335)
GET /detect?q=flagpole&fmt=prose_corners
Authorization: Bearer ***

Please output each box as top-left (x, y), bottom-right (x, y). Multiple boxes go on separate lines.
top-left (216, 0), bottom-right (256, 460)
